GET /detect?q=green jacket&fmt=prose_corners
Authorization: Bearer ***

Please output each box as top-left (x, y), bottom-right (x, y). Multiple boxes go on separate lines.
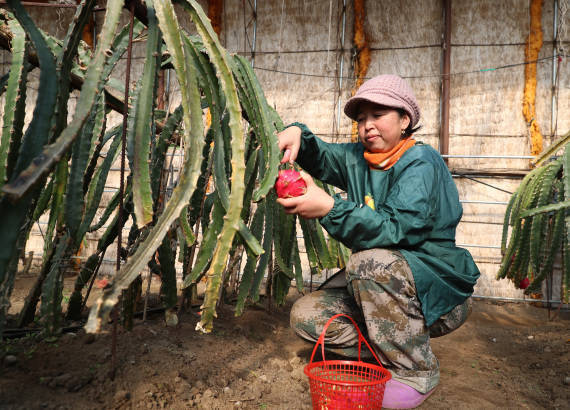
top-left (293, 123), bottom-right (480, 326)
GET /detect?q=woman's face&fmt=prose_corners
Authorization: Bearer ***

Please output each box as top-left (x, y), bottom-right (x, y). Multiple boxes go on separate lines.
top-left (356, 102), bottom-right (410, 153)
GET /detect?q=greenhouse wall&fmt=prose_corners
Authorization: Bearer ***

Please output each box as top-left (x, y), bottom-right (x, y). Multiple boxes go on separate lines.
top-left (1, 0), bottom-right (568, 300)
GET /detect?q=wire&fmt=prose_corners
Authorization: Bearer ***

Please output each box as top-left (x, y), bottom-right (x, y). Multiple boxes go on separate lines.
top-left (234, 40), bottom-right (565, 55)
top-left (253, 54), bottom-right (567, 80)
top-left (306, 132), bottom-right (530, 139)
top-left (450, 41), bottom-right (561, 47)
top-left (453, 173), bottom-right (514, 195)
top-left (236, 44), bottom-right (440, 55)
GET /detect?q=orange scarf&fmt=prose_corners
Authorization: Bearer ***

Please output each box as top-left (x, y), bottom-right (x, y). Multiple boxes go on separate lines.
top-left (363, 137), bottom-right (416, 170)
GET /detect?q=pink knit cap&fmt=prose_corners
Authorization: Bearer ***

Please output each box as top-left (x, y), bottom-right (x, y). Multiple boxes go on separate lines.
top-left (344, 74), bottom-right (420, 127)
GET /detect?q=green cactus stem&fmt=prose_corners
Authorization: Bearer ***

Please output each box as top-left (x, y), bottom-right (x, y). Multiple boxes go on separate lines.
top-left (158, 231), bottom-right (178, 310)
top-left (132, 0), bottom-right (161, 228)
top-left (40, 233), bottom-right (70, 336)
top-left (66, 252), bottom-right (101, 321)
top-left (174, 0), bottom-right (246, 333)
top-left (232, 55), bottom-right (280, 202)
top-left (66, 95), bottom-right (106, 244)
top-left (235, 201), bottom-right (265, 316)
top-left (0, 17), bottom-right (26, 190)
top-left (85, 0), bottom-right (205, 333)
top-left (2, 0), bottom-right (124, 199)
top-left (0, 0), bottom-right (58, 308)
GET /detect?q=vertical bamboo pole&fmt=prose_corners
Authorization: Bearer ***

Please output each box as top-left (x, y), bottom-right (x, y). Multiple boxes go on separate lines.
top-left (110, 1), bottom-right (135, 381)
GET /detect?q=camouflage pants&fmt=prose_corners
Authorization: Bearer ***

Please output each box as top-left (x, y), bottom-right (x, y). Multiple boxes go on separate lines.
top-left (290, 248), bottom-right (472, 393)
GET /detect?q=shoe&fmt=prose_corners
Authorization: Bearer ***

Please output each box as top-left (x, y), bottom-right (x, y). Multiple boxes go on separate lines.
top-left (382, 379), bottom-right (436, 409)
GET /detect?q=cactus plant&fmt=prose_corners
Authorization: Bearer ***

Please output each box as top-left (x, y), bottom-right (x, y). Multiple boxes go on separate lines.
top-left (498, 130), bottom-right (570, 304)
top-left (0, 0), bottom-right (348, 339)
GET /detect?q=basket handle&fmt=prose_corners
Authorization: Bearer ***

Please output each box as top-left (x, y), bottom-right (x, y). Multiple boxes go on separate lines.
top-left (308, 313), bottom-right (385, 367)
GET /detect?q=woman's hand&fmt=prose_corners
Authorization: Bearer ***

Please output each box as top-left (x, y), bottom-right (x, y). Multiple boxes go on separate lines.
top-left (276, 172), bottom-right (334, 219)
top-left (277, 126), bottom-right (301, 164)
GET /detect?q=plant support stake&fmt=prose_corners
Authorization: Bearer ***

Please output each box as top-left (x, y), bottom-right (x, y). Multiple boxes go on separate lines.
top-left (111, 0), bottom-right (135, 381)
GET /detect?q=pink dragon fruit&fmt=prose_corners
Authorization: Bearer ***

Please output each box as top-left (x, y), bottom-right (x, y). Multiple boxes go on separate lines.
top-left (519, 277), bottom-right (530, 289)
top-left (275, 169), bottom-right (307, 198)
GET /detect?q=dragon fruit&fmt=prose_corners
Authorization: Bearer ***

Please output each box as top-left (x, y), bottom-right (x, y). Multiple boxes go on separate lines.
top-left (95, 278), bottom-right (110, 289)
top-left (275, 169), bottom-right (307, 198)
top-left (519, 277), bottom-right (530, 289)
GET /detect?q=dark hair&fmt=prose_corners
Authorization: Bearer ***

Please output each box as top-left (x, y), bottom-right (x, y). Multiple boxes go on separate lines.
top-left (396, 108), bottom-right (421, 138)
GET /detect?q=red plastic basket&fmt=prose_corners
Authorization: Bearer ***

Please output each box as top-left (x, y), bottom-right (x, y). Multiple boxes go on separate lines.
top-left (304, 314), bottom-right (391, 409)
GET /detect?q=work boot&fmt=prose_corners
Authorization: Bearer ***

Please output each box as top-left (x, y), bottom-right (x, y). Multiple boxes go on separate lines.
top-left (382, 379), bottom-right (436, 409)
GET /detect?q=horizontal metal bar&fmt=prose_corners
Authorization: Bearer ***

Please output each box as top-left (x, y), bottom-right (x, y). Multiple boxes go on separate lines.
top-left (0, 1), bottom-right (106, 11)
top-left (460, 200), bottom-right (509, 205)
top-left (298, 239), bottom-right (503, 250)
top-left (32, 225), bottom-right (504, 250)
top-left (472, 294), bottom-right (567, 305)
top-left (459, 220), bottom-right (504, 225)
top-left (300, 281), bottom-right (567, 306)
top-left (457, 243), bottom-right (502, 249)
top-left (110, 167), bottom-right (181, 172)
top-left (24, 255), bottom-right (187, 274)
top-left (0, 1), bottom-right (77, 8)
top-left (472, 259), bottom-right (504, 265)
top-left (442, 154), bottom-right (534, 159)
top-left (101, 186), bottom-right (173, 193)
top-left (90, 190), bottom-right (513, 203)
top-left (452, 174), bottom-right (525, 180)
top-left (30, 230), bottom-right (506, 251)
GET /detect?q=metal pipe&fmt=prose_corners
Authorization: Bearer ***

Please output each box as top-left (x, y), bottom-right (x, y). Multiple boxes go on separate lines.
top-left (551, 0), bottom-right (559, 135)
top-left (0, 1), bottom-right (77, 8)
top-left (458, 220), bottom-right (504, 225)
top-left (440, 0), bottom-right (451, 159)
top-left (442, 154), bottom-right (535, 159)
top-left (452, 174), bottom-right (525, 180)
top-left (11, 250), bottom-right (570, 306)
top-left (335, 0), bottom-right (346, 131)
top-left (471, 294), bottom-right (566, 305)
top-left (0, 1), bottom-right (105, 12)
top-left (460, 200), bottom-right (509, 205)
top-left (165, 69), bottom-right (171, 102)
top-left (296, 236), bottom-right (503, 250)
top-left (32, 218), bottom-right (507, 234)
top-left (299, 280), bottom-right (566, 305)
top-left (92, 9), bottom-right (97, 48)
top-left (457, 243), bottom-right (502, 249)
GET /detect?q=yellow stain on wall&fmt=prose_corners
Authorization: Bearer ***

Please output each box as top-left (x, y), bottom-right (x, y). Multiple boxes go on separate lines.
top-left (522, 0), bottom-right (544, 156)
top-left (206, 0), bottom-right (223, 130)
top-left (207, 0), bottom-right (223, 37)
top-left (351, 0), bottom-right (371, 143)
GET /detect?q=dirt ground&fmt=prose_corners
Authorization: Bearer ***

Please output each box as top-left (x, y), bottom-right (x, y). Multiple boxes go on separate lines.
top-left (1, 274), bottom-right (569, 410)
